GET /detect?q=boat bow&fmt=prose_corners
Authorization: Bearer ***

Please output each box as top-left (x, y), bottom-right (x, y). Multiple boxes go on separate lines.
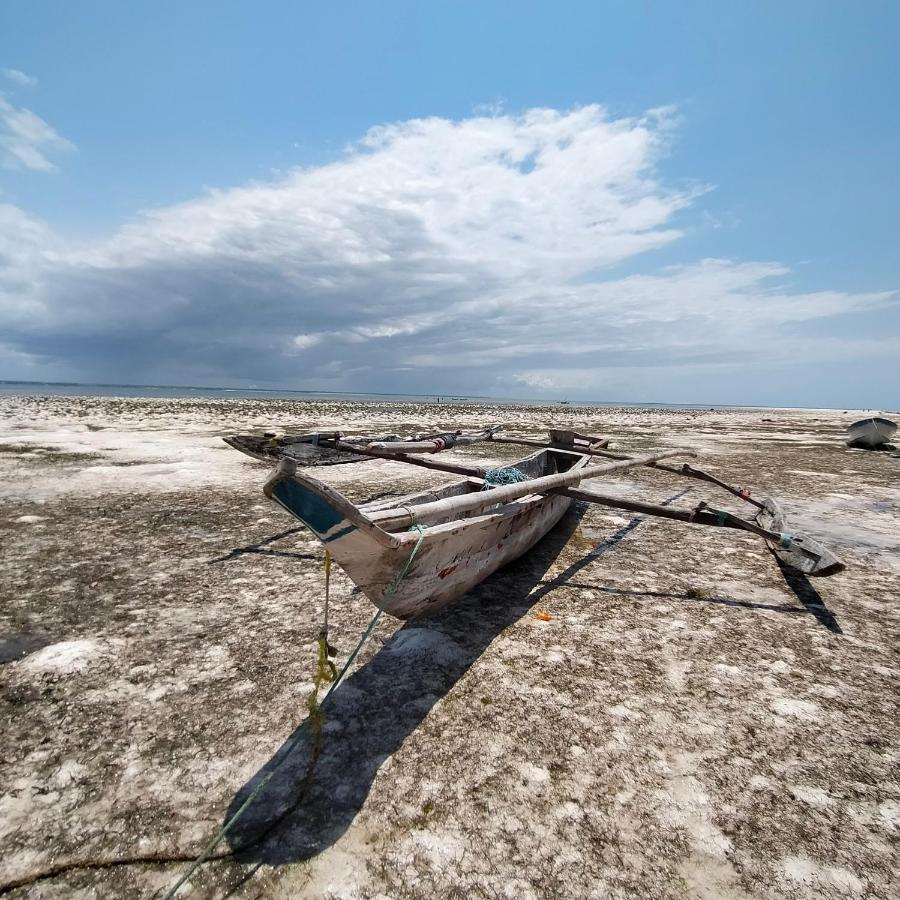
top-left (264, 457), bottom-right (402, 550)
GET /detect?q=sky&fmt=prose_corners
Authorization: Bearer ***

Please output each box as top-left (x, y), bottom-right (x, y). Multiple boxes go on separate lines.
top-left (0, 1), bottom-right (898, 407)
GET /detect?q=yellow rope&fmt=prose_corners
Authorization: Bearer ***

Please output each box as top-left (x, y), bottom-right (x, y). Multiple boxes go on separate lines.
top-left (161, 526), bottom-right (427, 900)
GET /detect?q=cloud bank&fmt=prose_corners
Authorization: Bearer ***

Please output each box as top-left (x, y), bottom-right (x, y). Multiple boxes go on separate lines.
top-left (0, 105), bottom-right (895, 403)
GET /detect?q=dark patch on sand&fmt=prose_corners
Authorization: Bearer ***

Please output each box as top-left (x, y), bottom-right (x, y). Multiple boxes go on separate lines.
top-left (0, 633), bottom-right (53, 665)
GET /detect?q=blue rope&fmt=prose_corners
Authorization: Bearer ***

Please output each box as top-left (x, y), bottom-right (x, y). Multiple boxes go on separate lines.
top-left (481, 466), bottom-right (529, 491)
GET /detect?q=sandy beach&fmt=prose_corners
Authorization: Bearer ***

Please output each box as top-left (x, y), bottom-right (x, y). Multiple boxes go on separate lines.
top-left (1, 394), bottom-right (898, 899)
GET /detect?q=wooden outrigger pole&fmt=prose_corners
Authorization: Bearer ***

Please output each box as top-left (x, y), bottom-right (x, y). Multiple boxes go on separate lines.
top-left (367, 450), bottom-right (690, 529)
top-left (315, 426), bottom-right (843, 578)
top-left (227, 423), bottom-right (845, 583)
top-left (499, 429), bottom-right (843, 577)
top-left (366, 426), bottom-right (504, 454)
top-left (489, 430), bottom-right (766, 509)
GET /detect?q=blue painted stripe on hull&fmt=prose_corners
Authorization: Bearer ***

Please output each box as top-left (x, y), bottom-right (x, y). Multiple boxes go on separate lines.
top-left (323, 524), bottom-right (356, 543)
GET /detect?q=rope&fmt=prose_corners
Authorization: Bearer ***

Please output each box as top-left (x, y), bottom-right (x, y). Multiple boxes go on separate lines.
top-left (481, 466), bottom-right (528, 491)
top-left (323, 549), bottom-right (331, 638)
top-left (429, 432), bottom-right (459, 451)
top-left (703, 505), bottom-right (732, 528)
top-left (161, 525), bottom-right (427, 900)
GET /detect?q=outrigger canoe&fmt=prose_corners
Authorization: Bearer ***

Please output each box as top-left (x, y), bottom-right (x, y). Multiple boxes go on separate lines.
top-left (264, 446), bottom-right (595, 619)
top-left (255, 428), bottom-right (844, 620)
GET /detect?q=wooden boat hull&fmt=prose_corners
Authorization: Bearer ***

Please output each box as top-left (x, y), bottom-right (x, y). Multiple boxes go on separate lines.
top-left (264, 449), bottom-right (587, 619)
top-left (227, 428), bottom-right (499, 467)
top-left (846, 417), bottom-right (897, 448)
top-left (224, 433), bottom-right (402, 467)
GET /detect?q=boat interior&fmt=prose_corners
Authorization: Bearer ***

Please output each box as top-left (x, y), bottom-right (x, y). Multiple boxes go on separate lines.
top-left (361, 448), bottom-right (585, 532)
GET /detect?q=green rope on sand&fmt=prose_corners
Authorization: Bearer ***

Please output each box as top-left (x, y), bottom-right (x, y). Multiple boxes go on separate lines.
top-left (161, 525), bottom-right (427, 900)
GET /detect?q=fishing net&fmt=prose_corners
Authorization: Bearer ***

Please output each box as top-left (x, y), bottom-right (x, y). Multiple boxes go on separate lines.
top-left (481, 466), bottom-right (529, 490)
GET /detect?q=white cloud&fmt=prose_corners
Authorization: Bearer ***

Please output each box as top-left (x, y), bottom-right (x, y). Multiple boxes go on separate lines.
top-left (511, 372), bottom-right (561, 392)
top-left (0, 95), bottom-right (74, 171)
top-left (0, 203), bottom-right (60, 320)
top-left (292, 333), bottom-right (324, 350)
top-left (0, 105), bottom-right (895, 403)
top-left (3, 68), bottom-right (38, 88)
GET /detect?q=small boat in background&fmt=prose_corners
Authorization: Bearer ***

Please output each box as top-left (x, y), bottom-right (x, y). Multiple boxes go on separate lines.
top-left (225, 431), bottom-right (397, 466)
top-left (225, 427), bottom-right (501, 467)
top-left (846, 417), bottom-right (897, 449)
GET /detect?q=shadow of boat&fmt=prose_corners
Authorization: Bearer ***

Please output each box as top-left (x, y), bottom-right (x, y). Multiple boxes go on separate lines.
top-left (224, 503), bottom-right (595, 864)
top-left (775, 558), bottom-right (842, 634)
top-left (223, 493), bottom-right (841, 868)
top-left (846, 440), bottom-right (897, 452)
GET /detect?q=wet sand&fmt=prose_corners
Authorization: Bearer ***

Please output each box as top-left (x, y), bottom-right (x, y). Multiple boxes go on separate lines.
top-left (1, 395), bottom-right (898, 898)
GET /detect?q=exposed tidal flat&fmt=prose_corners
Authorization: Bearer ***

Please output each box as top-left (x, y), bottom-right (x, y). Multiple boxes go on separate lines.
top-left (1, 394), bottom-right (898, 898)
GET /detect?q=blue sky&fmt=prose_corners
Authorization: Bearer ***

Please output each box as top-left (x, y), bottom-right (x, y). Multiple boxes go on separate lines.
top-left (1, 1), bottom-right (898, 406)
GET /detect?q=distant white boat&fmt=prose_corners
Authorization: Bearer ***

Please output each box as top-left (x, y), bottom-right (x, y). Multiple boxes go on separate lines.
top-left (847, 416), bottom-right (897, 448)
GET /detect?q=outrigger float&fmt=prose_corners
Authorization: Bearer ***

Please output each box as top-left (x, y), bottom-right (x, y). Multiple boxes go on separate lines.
top-left (227, 426), bottom-right (844, 620)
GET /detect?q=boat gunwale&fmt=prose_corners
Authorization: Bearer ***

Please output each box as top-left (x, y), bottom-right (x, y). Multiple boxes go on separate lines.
top-left (364, 448), bottom-right (590, 539)
top-left (848, 416), bottom-right (896, 428)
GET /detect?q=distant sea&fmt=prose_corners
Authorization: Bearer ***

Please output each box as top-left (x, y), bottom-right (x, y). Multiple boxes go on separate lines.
top-left (0, 379), bottom-right (484, 404)
top-left (0, 380), bottom-right (766, 410)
